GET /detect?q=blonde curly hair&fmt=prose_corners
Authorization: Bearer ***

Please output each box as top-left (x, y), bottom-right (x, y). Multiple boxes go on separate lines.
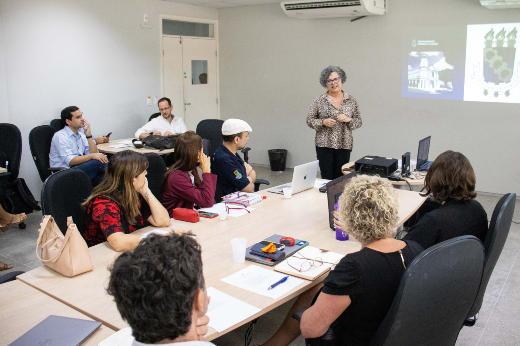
top-left (337, 175), bottom-right (399, 243)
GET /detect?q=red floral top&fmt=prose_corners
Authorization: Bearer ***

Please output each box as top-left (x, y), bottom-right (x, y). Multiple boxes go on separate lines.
top-left (83, 196), bottom-right (151, 247)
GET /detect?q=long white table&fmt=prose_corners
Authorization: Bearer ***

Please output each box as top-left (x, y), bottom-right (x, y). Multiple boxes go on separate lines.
top-left (17, 181), bottom-right (425, 341)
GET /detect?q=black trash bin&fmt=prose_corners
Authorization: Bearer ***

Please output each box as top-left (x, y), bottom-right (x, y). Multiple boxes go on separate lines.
top-left (268, 149), bottom-right (287, 171)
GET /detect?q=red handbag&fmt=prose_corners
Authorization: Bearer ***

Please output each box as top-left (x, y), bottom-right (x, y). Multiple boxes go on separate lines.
top-left (171, 208), bottom-right (200, 223)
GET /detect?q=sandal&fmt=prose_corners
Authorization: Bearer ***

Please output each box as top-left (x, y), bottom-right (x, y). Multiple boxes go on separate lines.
top-left (0, 213), bottom-right (27, 232)
top-left (0, 261), bottom-right (13, 271)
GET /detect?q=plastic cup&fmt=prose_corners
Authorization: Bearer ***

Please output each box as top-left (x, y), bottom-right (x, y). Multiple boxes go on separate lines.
top-left (231, 238), bottom-right (247, 263)
top-left (219, 213), bottom-right (227, 221)
top-left (283, 187), bottom-right (292, 199)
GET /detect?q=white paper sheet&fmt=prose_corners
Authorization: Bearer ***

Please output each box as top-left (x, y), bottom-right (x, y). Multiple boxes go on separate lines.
top-left (98, 327), bottom-right (134, 346)
top-left (199, 202), bottom-right (255, 218)
top-left (221, 265), bottom-right (304, 299)
top-left (140, 229), bottom-right (171, 239)
top-left (108, 144), bottom-right (132, 148)
top-left (314, 180), bottom-right (328, 188)
top-left (205, 287), bottom-right (261, 333)
top-left (118, 140), bottom-right (134, 145)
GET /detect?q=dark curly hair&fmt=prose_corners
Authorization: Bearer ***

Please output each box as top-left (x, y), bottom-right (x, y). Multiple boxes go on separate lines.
top-left (422, 150), bottom-right (477, 202)
top-left (319, 66), bottom-right (347, 88)
top-left (107, 233), bottom-right (205, 343)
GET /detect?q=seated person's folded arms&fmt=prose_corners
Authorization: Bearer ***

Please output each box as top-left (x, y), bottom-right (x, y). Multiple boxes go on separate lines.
top-left (261, 176), bottom-right (423, 346)
top-left (161, 131), bottom-right (216, 215)
top-left (404, 150), bottom-right (488, 249)
top-left (107, 233), bottom-right (214, 345)
top-left (135, 97), bottom-right (187, 139)
top-left (211, 119), bottom-right (256, 201)
top-left (82, 150), bottom-right (171, 252)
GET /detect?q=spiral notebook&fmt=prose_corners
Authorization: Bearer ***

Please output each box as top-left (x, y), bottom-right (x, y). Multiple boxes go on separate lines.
top-left (274, 246), bottom-right (345, 281)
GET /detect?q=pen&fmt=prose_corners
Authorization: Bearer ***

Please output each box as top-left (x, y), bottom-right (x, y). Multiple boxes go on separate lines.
top-left (267, 276), bottom-right (289, 290)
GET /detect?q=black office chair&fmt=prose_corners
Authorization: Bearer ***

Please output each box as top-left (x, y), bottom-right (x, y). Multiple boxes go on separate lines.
top-left (0, 123), bottom-right (22, 183)
top-left (0, 123), bottom-right (39, 225)
top-left (41, 168), bottom-right (93, 236)
top-left (29, 125), bottom-right (64, 182)
top-left (293, 236), bottom-right (485, 346)
top-left (49, 118), bottom-right (64, 132)
top-left (196, 119), bottom-right (224, 158)
top-left (196, 119), bottom-right (269, 193)
top-left (464, 193), bottom-right (516, 326)
top-left (144, 153), bottom-right (167, 199)
top-left (0, 271), bottom-right (25, 284)
top-left (149, 112), bottom-right (161, 122)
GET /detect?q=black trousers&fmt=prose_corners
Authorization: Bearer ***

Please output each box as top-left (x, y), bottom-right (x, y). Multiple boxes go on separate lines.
top-left (316, 147), bottom-right (351, 180)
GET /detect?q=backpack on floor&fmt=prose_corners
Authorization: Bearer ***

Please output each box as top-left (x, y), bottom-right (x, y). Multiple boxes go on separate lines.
top-left (1, 178), bottom-right (41, 214)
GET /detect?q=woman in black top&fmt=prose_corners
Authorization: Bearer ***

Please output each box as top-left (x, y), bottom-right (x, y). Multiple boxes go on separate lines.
top-left (260, 176), bottom-right (423, 346)
top-left (404, 150), bottom-right (488, 249)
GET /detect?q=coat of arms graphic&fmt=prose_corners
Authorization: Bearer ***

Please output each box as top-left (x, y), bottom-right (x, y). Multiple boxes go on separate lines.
top-left (471, 27), bottom-right (519, 97)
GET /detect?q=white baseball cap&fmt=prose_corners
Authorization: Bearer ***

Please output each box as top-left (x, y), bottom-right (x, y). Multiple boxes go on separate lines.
top-left (222, 119), bottom-right (252, 135)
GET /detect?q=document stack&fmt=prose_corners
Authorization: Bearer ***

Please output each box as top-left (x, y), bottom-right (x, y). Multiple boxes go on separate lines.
top-left (223, 192), bottom-right (263, 207)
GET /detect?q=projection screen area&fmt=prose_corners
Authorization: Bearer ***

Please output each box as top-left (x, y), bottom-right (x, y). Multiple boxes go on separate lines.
top-left (403, 22), bottom-right (519, 103)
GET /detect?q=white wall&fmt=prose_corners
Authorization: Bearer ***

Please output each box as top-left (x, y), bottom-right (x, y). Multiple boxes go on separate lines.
top-left (218, 0), bottom-right (520, 194)
top-left (0, 0), bottom-right (217, 199)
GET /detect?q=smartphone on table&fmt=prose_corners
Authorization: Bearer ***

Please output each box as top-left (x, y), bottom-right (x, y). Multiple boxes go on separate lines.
top-left (198, 211), bottom-right (218, 219)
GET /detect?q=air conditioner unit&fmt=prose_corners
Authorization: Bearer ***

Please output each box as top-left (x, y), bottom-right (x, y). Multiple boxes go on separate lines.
top-left (281, 0), bottom-right (386, 19)
top-left (480, 0), bottom-right (520, 9)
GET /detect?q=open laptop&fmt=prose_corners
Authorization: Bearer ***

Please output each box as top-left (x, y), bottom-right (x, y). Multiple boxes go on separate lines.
top-left (417, 136), bottom-right (433, 171)
top-left (268, 160), bottom-right (319, 195)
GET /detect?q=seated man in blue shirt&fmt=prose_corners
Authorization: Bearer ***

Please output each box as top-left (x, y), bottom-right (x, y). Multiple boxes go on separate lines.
top-left (49, 106), bottom-right (108, 186)
top-left (211, 119), bottom-right (256, 201)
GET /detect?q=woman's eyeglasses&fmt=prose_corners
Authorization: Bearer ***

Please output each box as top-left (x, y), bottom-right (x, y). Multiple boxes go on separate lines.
top-left (326, 77), bottom-right (341, 85)
top-left (284, 252), bottom-right (336, 272)
top-left (225, 202), bottom-right (250, 215)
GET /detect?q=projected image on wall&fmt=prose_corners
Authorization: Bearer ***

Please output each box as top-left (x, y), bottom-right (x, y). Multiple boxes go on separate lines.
top-left (408, 52), bottom-right (454, 94)
top-left (464, 23), bottom-right (520, 103)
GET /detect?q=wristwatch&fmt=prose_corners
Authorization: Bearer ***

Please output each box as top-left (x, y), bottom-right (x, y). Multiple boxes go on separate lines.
top-left (86, 135), bottom-right (92, 139)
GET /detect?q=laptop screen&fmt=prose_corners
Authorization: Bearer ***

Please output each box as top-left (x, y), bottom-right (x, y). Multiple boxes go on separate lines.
top-left (326, 172), bottom-right (357, 230)
top-left (417, 136), bottom-right (431, 169)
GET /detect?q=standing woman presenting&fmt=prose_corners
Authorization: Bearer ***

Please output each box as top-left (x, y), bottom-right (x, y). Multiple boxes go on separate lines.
top-left (306, 66), bottom-right (362, 180)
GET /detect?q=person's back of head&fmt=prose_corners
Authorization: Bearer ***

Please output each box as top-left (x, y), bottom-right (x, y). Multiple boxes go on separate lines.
top-left (107, 233), bottom-right (207, 344)
top-left (82, 150), bottom-right (148, 224)
top-left (338, 175), bottom-right (399, 243)
top-left (61, 106), bottom-right (79, 128)
top-left (422, 150), bottom-right (476, 202)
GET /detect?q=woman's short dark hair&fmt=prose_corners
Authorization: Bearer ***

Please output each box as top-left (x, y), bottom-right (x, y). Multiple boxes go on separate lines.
top-left (107, 233), bottom-right (205, 344)
top-left (60, 106), bottom-right (79, 127)
top-left (319, 66), bottom-right (347, 88)
top-left (422, 150), bottom-right (477, 202)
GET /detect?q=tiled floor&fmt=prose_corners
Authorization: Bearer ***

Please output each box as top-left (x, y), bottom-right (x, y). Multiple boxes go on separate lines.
top-left (1, 165), bottom-right (519, 346)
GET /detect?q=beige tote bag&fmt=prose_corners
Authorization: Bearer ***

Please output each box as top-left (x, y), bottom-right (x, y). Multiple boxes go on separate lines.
top-left (36, 215), bottom-right (93, 277)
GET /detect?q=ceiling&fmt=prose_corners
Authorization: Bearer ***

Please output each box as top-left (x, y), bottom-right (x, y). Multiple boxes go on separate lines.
top-left (163, 0), bottom-right (281, 9)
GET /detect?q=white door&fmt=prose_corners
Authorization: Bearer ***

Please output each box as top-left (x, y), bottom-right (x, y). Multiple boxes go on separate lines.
top-left (163, 37), bottom-right (185, 120)
top-left (182, 37), bottom-right (218, 130)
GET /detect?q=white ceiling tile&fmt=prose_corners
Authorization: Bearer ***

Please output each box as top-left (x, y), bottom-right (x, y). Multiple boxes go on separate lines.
top-left (197, 1), bottom-right (243, 8)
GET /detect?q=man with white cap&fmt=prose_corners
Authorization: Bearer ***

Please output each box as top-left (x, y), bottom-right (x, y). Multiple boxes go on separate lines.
top-left (211, 119), bottom-right (256, 201)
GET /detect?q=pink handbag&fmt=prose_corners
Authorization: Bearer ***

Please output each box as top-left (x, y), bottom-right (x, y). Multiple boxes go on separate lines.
top-left (36, 215), bottom-right (93, 277)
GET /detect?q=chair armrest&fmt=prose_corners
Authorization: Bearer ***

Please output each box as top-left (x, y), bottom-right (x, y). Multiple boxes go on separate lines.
top-left (48, 167), bottom-right (65, 172)
top-left (240, 147), bottom-right (251, 154)
top-left (254, 178), bottom-right (270, 186)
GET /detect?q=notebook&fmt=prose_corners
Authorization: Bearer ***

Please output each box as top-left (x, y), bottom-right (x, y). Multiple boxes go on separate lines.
top-left (246, 234), bottom-right (308, 266)
top-left (274, 246), bottom-right (345, 280)
top-left (9, 315), bottom-right (102, 346)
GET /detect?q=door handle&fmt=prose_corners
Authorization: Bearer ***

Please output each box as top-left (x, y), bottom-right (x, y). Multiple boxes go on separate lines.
top-left (185, 102), bottom-right (191, 106)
